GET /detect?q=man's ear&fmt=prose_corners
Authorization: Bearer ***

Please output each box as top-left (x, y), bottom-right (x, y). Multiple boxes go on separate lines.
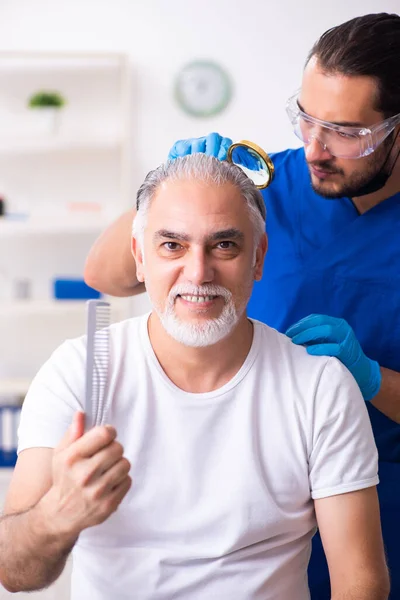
top-left (131, 237), bottom-right (145, 283)
top-left (254, 233), bottom-right (268, 282)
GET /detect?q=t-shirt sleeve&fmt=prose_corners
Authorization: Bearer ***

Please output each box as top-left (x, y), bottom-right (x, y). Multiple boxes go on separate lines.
top-left (309, 357), bottom-right (379, 500)
top-left (18, 338), bottom-right (86, 453)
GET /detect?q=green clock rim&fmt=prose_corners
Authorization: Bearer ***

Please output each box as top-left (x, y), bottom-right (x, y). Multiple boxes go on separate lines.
top-left (174, 60), bottom-right (233, 118)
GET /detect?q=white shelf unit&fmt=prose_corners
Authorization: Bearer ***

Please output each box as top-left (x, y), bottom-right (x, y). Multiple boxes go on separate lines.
top-left (0, 134), bottom-right (124, 155)
top-left (0, 296), bottom-right (130, 399)
top-left (0, 51), bottom-right (133, 400)
top-left (0, 215), bottom-right (115, 236)
top-left (0, 296), bottom-right (130, 318)
top-left (0, 378), bottom-right (32, 397)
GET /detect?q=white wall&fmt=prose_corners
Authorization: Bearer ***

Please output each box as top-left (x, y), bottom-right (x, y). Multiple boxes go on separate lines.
top-left (0, 0), bottom-right (398, 197)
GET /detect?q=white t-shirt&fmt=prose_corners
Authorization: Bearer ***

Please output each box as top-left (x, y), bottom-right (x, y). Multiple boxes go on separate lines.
top-left (18, 315), bottom-right (378, 600)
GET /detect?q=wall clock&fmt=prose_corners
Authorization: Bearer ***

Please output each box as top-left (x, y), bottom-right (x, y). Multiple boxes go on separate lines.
top-left (174, 60), bottom-right (233, 117)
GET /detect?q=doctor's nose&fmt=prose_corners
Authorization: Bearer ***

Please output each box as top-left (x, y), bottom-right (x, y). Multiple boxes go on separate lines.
top-left (304, 137), bottom-right (332, 163)
top-left (183, 250), bottom-right (214, 285)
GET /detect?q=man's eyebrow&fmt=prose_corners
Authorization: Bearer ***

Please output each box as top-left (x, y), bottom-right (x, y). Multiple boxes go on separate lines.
top-left (154, 230), bottom-right (191, 242)
top-left (153, 228), bottom-right (244, 243)
top-left (208, 228), bottom-right (244, 242)
top-left (297, 100), bottom-right (363, 128)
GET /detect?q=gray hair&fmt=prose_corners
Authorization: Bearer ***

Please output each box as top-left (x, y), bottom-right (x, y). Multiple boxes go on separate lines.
top-left (132, 154), bottom-right (266, 250)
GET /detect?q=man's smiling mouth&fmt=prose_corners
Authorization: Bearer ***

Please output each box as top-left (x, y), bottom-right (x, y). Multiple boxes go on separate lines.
top-left (178, 295), bottom-right (218, 303)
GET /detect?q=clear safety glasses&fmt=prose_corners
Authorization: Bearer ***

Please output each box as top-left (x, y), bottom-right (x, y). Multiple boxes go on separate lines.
top-left (286, 92), bottom-right (400, 159)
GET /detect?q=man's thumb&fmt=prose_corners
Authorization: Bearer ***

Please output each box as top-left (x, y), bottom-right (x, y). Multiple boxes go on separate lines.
top-left (56, 412), bottom-right (85, 451)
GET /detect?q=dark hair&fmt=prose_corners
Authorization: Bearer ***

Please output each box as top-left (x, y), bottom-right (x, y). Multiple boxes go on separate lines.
top-left (306, 13), bottom-right (400, 118)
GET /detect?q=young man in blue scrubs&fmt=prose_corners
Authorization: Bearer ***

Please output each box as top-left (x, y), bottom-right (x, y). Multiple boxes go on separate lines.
top-left (84, 12), bottom-right (400, 599)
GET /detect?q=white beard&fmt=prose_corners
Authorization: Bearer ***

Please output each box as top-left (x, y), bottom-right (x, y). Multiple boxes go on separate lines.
top-left (150, 283), bottom-right (242, 347)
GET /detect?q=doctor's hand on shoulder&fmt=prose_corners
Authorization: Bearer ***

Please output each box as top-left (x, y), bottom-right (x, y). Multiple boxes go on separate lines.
top-left (168, 132), bottom-right (232, 160)
top-left (41, 412), bottom-right (132, 539)
top-left (286, 314), bottom-right (382, 402)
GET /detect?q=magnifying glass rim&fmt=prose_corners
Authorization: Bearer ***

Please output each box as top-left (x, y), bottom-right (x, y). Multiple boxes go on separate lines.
top-left (227, 140), bottom-right (275, 189)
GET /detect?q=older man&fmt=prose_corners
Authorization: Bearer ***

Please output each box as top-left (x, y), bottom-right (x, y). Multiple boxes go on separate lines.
top-left (0, 156), bottom-right (389, 599)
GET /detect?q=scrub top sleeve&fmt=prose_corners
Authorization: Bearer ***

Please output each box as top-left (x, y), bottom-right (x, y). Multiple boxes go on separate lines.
top-left (309, 358), bottom-right (379, 499)
top-left (17, 338), bottom-right (86, 453)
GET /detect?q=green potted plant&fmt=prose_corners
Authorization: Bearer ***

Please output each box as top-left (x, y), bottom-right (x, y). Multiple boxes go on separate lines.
top-left (27, 90), bottom-right (66, 134)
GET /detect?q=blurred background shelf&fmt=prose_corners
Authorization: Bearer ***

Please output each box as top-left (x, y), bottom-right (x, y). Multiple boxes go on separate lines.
top-left (0, 468), bottom-right (13, 483)
top-left (0, 135), bottom-right (124, 154)
top-left (0, 52), bottom-right (126, 71)
top-left (0, 299), bottom-right (97, 317)
top-left (0, 297), bottom-right (129, 317)
top-left (0, 215), bottom-right (118, 236)
top-left (0, 50), bottom-right (133, 393)
top-left (0, 377), bottom-right (31, 396)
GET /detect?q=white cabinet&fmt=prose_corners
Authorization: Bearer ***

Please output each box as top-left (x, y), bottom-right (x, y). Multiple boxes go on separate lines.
top-left (0, 52), bottom-right (133, 398)
top-left (0, 54), bottom-right (137, 599)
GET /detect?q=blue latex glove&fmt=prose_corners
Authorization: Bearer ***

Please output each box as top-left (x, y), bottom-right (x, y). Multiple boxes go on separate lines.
top-left (168, 132), bottom-right (232, 161)
top-left (286, 314), bottom-right (381, 401)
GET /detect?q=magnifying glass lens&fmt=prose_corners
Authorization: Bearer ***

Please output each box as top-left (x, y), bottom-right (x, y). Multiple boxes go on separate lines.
top-left (227, 142), bottom-right (274, 189)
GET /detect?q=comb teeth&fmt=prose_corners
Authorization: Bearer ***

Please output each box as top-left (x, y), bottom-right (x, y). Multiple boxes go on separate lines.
top-left (93, 304), bottom-right (111, 331)
top-left (85, 300), bottom-right (110, 429)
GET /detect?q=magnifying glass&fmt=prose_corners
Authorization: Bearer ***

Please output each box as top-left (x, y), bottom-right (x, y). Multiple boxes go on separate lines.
top-left (227, 140), bottom-right (275, 189)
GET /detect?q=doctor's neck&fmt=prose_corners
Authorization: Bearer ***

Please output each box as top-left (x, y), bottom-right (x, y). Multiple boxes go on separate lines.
top-left (352, 150), bottom-right (400, 215)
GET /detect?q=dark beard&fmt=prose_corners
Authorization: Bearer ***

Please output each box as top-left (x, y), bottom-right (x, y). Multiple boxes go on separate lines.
top-left (308, 135), bottom-right (397, 199)
top-left (309, 165), bottom-right (389, 199)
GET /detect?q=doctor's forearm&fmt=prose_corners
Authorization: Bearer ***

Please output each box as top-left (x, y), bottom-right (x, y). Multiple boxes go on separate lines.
top-left (371, 367), bottom-right (400, 423)
top-left (0, 497), bottom-right (77, 592)
top-left (84, 209), bottom-right (144, 297)
top-left (331, 571), bottom-right (390, 599)
top-left (331, 587), bottom-right (389, 600)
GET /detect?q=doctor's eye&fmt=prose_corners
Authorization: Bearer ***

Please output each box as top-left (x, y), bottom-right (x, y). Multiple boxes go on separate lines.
top-left (336, 130), bottom-right (356, 140)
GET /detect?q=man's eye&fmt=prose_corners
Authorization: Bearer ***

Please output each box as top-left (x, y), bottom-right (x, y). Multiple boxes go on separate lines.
top-left (217, 241), bottom-right (236, 249)
top-left (163, 242), bottom-right (182, 251)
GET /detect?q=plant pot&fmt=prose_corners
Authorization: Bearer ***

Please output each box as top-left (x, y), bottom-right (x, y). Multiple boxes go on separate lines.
top-left (29, 107), bottom-right (62, 136)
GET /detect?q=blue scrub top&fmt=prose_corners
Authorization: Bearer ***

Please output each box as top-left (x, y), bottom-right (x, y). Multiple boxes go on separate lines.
top-left (248, 147), bottom-right (400, 375)
top-left (247, 148), bottom-right (400, 457)
top-left (246, 148), bottom-right (400, 598)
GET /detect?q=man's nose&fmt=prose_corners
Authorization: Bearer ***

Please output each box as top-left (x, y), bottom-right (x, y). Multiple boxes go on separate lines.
top-left (183, 249), bottom-right (214, 285)
top-left (304, 136), bottom-right (332, 163)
